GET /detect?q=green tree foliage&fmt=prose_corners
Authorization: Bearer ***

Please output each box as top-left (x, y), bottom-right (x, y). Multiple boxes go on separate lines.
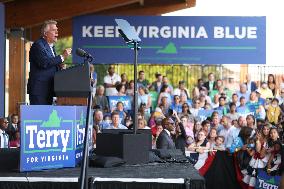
top-left (54, 37), bottom-right (73, 65)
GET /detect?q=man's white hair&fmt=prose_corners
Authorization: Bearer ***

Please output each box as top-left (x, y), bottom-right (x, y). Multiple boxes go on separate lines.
top-left (41, 20), bottom-right (57, 36)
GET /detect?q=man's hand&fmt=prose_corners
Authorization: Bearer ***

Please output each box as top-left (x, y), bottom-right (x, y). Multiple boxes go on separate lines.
top-left (62, 48), bottom-right (72, 59)
top-left (59, 63), bottom-right (66, 70)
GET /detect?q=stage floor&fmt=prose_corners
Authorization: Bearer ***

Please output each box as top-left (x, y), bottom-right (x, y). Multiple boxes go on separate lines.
top-left (0, 162), bottom-right (205, 189)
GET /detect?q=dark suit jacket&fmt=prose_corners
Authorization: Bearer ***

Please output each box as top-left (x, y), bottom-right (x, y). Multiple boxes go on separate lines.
top-left (204, 81), bottom-right (216, 91)
top-left (27, 37), bottom-right (62, 97)
top-left (156, 130), bottom-right (176, 150)
top-left (245, 81), bottom-right (257, 92)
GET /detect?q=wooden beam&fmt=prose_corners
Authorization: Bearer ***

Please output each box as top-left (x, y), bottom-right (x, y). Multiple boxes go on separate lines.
top-left (5, 0), bottom-right (142, 28)
top-left (26, 0), bottom-right (195, 41)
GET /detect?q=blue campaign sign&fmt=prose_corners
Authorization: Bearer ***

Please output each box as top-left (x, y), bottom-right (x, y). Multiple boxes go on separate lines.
top-left (73, 16), bottom-right (266, 64)
top-left (108, 96), bottom-right (132, 111)
top-left (0, 3), bottom-right (4, 117)
top-left (198, 109), bottom-right (223, 121)
top-left (20, 105), bottom-right (89, 172)
top-left (256, 170), bottom-right (280, 189)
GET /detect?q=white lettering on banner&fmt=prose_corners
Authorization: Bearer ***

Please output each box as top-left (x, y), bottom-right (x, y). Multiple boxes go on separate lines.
top-left (82, 25), bottom-right (257, 39)
top-left (110, 100), bottom-right (130, 108)
top-left (76, 124), bottom-right (92, 146)
top-left (26, 126), bottom-right (70, 152)
top-left (214, 26), bottom-right (257, 39)
top-left (258, 179), bottom-right (278, 189)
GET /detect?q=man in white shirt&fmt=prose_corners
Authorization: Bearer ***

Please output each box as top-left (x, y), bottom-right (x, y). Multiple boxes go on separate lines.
top-left (106, 111), bottom-right (127, 129)
top-left (225, 116), bottom-right (246, 149)
top-left (104, 65), bottom-right (121, 96)
top-left (0, 118), bottom-right (9, 148)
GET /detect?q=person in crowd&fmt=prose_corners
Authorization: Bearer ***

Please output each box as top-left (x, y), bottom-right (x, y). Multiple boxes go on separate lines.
top-left (152, 122), bottom-right (164, 149)
top-left (280, 75), bottom-right (284, 90)
top-left (199, 94), bottom-right (207, 108)
top-left (199, 87), bottom-right (212, 104)
top-left (181, 115), bottom-right (194, 140)
top-left (237, 84), bottom-right (250, 102)
top-left (179, 93), bottom-right (190, 107)
top-left (120, 73), bottom-right (129, 89)
top-left (214, 79), bottom-right (223, 91)
top-left (226, 116), bottom-right (246, 149)
top-left (207, 128), bottom-right (218, 147)
top-left (218, 116), bottom-right (232, 145)
top-left (226, 103), bottom-right (239, 121)
top-left (210, 116), bottom-right (222, 133)
top-left (277, 88), bottom-right (284, 106)
top-left (138, 118), bottom-right (150, 129)
top-left (188, 130), bottom-right (210, 169)
top-left (137, 70), bottom-right (150, 88)
top-left (214, 96), bottom-right (229, 115)
top-left (190, 99), bottom-right (203, 118)
top-left (93, 109), bottom-right (109, 131)
top-left (245, 74), bottom-right (257, 93)
top-left (90, 64), bottom-right (97, 97)
top-left (162, 76), bottom-right (173, 95)
top-left (211, 94), bottom-right (220, 109)
top-left (204, 73), bottom-right (216, 93)
top-left (212, 136), bottom-right (226, 151)
top-left (7, 114), bottom-right (20, 140)
top-left (138, 85), bottom-right (152, 120)
top-left (267, 98), bottom-right (282, 125)
top-left (105, 111), bottom-right (127, 129)
top-left (115, 83), bottom-right (126, 96)
top-left (256, 105), bottom-right (266, 121)
top-left (246, 114), bottom-right (256, 130)
top-left (258, 81), bottom-right (273, 100)
top-left (231, 93), bottom-right (240, 107)
top-left (9, 131), bottom-right (20, 148)
top-left (178, 103), bottom-right (193, 119)
top-left (246, 91), bottom-right (260, 115)
top-left (202, 120), bottom-right (211, 137)
top-left (111, 102), bottom-right (127, 124)
top-left (173, 80), bottom-right (190, 99)
top-left (191, 87), bottom-right (200, 100)
top-left (159, 97), bottom-right (170, 116)
top-left (103, 65), bottom-right (121, 96)
top-left (93, 85), bottom-right (109, 113)
top-left (124, 115), bottom-right (133, 128)
top-left (172, 111), bottom-right (188, 154)
top-left (157, 84), bottom-right (172, 105)
top-left (150, 73), bottom-right (163, 93)
top-left (267, 141), bottom-right (282, 176)
top-left (267, 74), bottom-right (277, 96)
top-left (0, 118), bottom-right (9, 148)
top-left (149, 107), bottom-right (165, 130)
top-left (126, 80), bottom-right (134, 96)
top-left (27, 20), bottom-right (71, 105)
top-left (171, 95), bottom-right (182, 113)
top-left (156, 117), bottom-right (176, 149)
top-left (193, 119), bottom-right (203, 139)
top-left (236, 96), bottom-right (250, 114)
top-left (228, 126), bottom-right (253, 153)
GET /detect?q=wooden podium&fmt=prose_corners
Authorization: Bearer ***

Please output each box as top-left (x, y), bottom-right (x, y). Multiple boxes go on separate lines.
top-left (56, 97), bottom-right (88, 106)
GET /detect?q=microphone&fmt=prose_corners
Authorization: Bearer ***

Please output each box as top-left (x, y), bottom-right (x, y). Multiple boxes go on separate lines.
top-left (76, 48), bottom-right (93, 59)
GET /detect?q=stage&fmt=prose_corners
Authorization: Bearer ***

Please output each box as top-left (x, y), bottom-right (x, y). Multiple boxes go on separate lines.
top-left (0, 162), bottom-right (205, 189)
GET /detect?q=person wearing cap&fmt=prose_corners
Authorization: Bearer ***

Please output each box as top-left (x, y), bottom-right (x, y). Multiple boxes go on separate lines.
top-left (173, 80), bottom-right (190, 99)
top-left (258, 81), bottom-right (273, 99)
top-left (103, 65), bottom-right (121, 96)
top-left (156, 117), bottom-right (176, 149)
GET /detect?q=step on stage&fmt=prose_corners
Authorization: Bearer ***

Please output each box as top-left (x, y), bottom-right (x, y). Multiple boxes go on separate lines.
top-left (0, 162), bottom-right (205, 189)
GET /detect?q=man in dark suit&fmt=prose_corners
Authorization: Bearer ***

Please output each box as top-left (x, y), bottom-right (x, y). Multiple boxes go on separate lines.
top-left (27, 20), bottom-right (72, 105)
top-left (156, 117), bottom-right (176, 149)
top-left (203, 73), bottom-right (216, 92)
top-left (245, 74), bottom-right (257, 93)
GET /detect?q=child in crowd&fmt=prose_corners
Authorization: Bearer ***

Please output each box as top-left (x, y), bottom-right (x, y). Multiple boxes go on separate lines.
top-left (212, 136), bottom-right (225, 151)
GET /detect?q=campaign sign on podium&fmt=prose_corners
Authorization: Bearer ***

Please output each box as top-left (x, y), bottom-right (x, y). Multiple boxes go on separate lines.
top-left (20, 105), bottom-right (92, 172)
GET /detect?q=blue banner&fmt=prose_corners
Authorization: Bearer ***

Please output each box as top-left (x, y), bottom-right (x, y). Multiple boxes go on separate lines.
top-left (20, 105), bottom-right (90, 172)
top-left (0, 3), bottom-right (4, 117)
top-left (256, 170), bottom-right (280, 189)
top-left (73, 16), bottom-right (266, 64)
top-left (108, 96), bottom-right (132, 111)
top-left (198, 109), bottom-right (223, 121)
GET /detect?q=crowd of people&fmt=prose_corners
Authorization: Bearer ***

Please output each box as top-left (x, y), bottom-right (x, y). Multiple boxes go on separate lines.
top-left (0, 114), bottom-right (20, 148)
top-left (92, 65), bottom-right (284, 187)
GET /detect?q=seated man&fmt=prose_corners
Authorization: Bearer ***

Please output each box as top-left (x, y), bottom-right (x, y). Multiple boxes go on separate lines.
top-left (156, 117), bottom-right (176, 149)
top-left (106, 111), bottom-right (127, 129)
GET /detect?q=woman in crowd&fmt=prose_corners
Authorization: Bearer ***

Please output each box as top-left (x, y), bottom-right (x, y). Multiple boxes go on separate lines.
top-left (201, 120), bottom-right (211, 137)
top-left (120, 73), bottom-right (129, 89)
top-left (229, 126), bottom-right (253, 153)
top-left (126, 80), bottom-right (134, 96)
top-left (267, 98), bottom-right (281, 125)
top-left (116, 83), bottom-right (126, 96)
top-left (267, 74), bottom-right (277, 96)
top-left (193, 119), bottom-right (203, 140)
top-left (207, 128), bottom-right (218, 147)
top-left (171, 95), bottom-right (182, 113)
top-left (188, 130), bottom-right (210, 169)
top-left (157, 84), bottom-right (172, 105)
top-left (9, 131), bottom-right (20, 148)
top-left (138, 118), bottom-right (150, 129)
top-left (138, 85), bottom-right (152, 120)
